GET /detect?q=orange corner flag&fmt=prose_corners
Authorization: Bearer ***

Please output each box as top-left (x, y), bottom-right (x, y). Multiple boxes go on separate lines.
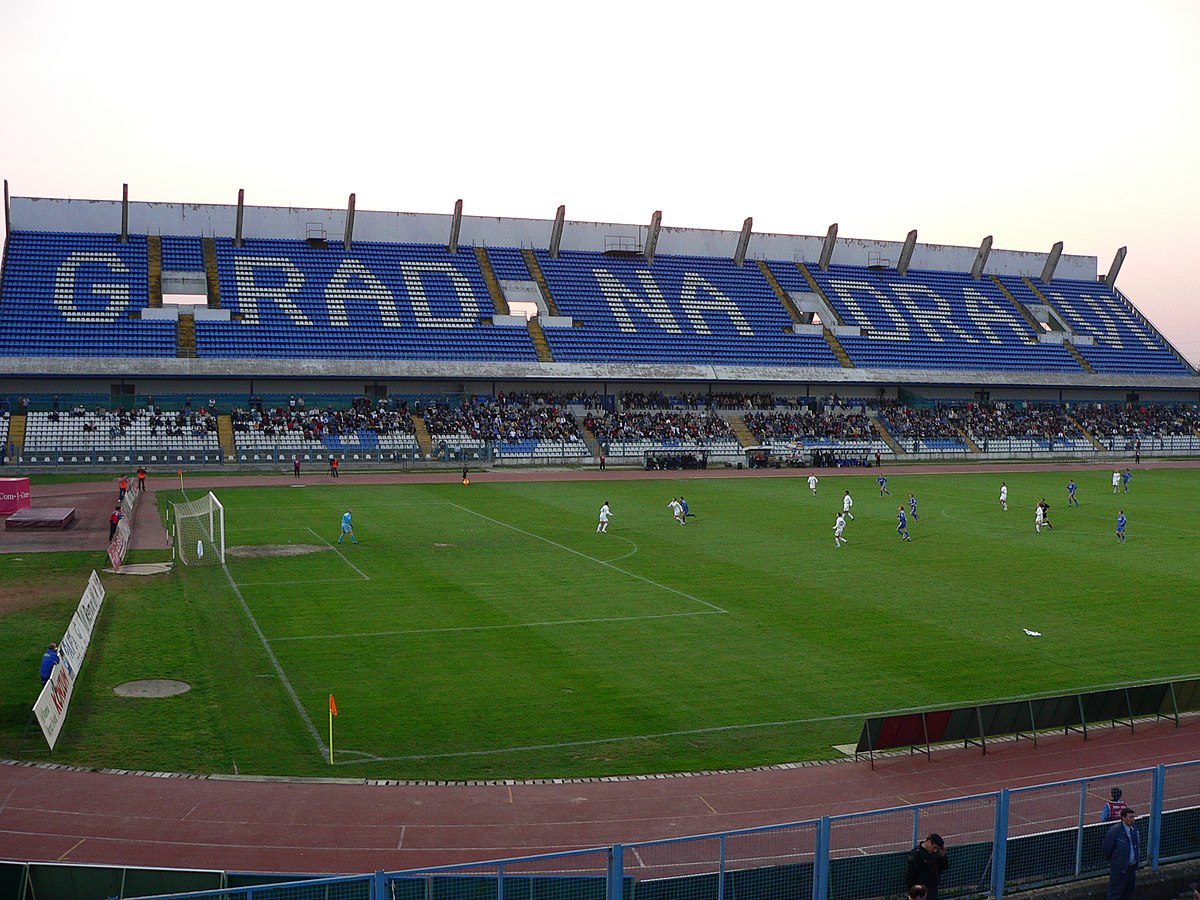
top-left (329, 694), bottom-right (338, 716)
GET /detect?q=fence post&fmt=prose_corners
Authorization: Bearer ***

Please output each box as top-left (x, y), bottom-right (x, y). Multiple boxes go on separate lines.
top-left (372, 869), bottom-right (388, 900)
top-left (1150, 764), bottom-right (1165, 870)
top-left (813, 816), bottom-right (830, 900)
top-left (992, 789), bottom-right (1009, 897)
top-left (608, 844), bottom-right (624, 900)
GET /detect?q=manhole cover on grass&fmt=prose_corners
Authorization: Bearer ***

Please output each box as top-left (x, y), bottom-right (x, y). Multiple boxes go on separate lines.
top-left (114, 679), bottom-right (192, 698)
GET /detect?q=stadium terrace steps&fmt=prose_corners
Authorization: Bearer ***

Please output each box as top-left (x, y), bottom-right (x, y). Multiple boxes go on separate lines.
top-left (411, 415), bottom-right (433, 458)
top-left (990, 275), bottom-right (1043, 335)
top-left (728, 415), bottom-right (759, 448)
top-left (754, 260), bottom-right (804, 324)
top-left (521, 249), bottom-right (560, 317)
top-left (202, 237), bottom-right (221, 308)
top-left (871, 417), bottom-right (902, 454)
top-left (215, 415), bottom-right (236, 459)
top-left (1069, 414), bottom-right (1108, 452)
top-left (796, 262), bottom-right (845, 326)
top-left (822, 327), bottom-right (853, 367)
top-left (1063, 340), bottom-right (1096, 374)
top-left (176, 313), bottom-right (197, 358)
top-left (7, 414), bottom-right (25, 453)
top-left (526, 317), bottom-right (554, 362)
top-left (474, 247), bottom-right (510, 315)
top-left (147, 236), bottom-right (163, 307)
top-left (957, 426), bottom-right (981, 453)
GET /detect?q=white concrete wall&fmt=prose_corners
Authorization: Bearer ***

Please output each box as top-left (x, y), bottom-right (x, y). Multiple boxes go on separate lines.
top-left (9, 197), bottom-right (1098, 281)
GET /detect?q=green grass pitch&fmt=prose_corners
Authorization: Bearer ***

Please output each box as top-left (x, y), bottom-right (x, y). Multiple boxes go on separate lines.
top-left (1, 467), bottom-right (1196, 780)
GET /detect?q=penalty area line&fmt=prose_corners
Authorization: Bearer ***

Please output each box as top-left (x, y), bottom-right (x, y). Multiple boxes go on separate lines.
top-left (307, 527), bottom-right (370, 581)
top-left (446, 501), bottom-right (727, 614)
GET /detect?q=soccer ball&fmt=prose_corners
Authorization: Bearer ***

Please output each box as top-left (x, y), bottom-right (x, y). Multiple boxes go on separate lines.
top-left (462, 478), bottom-right (470, 486)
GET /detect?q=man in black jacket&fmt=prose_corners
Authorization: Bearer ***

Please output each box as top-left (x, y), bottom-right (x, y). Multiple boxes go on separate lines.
top-left (906, 834), bottom-right (949, 900)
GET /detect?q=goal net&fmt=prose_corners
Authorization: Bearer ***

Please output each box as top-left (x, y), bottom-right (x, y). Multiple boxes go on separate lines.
top-left (172, 491), bottom-right (225, 566)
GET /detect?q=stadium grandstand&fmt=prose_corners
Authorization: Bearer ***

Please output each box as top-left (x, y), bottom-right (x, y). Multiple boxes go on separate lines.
top-left (1, 187), bottom-right (1198, 468)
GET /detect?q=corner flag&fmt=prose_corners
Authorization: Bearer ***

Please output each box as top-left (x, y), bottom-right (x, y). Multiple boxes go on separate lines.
top-left (328, 694), bottom-right (338, 764)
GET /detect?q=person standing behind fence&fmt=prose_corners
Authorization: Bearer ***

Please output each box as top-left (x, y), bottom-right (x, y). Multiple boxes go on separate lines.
top-left (40, 642), bottom-right (59, 685)
top-left (905, 834), bottom-right (948, 900)
top-left (1102, 808), bottom-right (1140, 900)
top-left (1101, 787), bottom-right (1127, 822)
top-left (109, 505), bottom-right (124, 541)
top-left (118, 475), bottom-right (128, 501)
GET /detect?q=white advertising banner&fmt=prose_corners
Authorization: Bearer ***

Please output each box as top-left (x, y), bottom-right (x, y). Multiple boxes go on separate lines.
top-left (32, 570), bottom-right (106, 749)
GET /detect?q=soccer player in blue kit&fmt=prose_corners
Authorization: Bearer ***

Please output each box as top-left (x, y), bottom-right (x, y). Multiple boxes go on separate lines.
top-left (1067, 479), bottom-right (1079, 506)
top-left (897, 506), bottom-right (912, 541)
top-left (878, 475), bottom-right (891, 497)
top-left (338, 508), bottom-right (358, 544)
top-left (908, 493), bottom-right (920, 521)
top-left (1116, 510), bottom-right (1127, 543)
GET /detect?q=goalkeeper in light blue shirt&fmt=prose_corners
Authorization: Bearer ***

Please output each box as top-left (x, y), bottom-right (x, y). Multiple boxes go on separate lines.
top-left (338, 508), bottom-right (358, 544)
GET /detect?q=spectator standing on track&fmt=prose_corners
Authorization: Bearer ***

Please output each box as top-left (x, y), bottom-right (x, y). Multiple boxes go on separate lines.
top-left (1102, 808), bottom-right (1140, 900)
top-left (137, 466), bottom-right (146, 491)
top-left (599, 448), bottom-right (606, 471)
top-left (905, 834), bottom-right (949, 900)
top-left (118, 475), bottom-right (128, 502)
top-left (109, 505), bottom-right (124, 541)
top-left (293, 455), bottom-right (301, 478)
top-left (1101, 787), bottom-right (1127, 822)
top-left (329, 456), bottom-right (339, 478)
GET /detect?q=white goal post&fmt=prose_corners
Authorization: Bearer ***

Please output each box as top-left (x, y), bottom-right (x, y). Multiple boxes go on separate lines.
top-left (172, 491), bottom-right (226, 566)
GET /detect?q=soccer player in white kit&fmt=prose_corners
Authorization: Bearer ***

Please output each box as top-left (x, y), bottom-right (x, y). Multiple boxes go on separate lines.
top-left (597, 501), bottom-right (612, 533)
top-left (807, 474), bottom-right (818, 495)
top-left (999, 482), bottom-right (1008, 511)
top-left (833, 511), bottom-right (848, 547)
top-left (842, 490), bottom-right (855, 520)
top-left (1035, 502), bottom-right (1044, 533)
top-left (668, 497), bottom-right (685, 525)
top-left (1112, 470), bottom-right (1121, 494)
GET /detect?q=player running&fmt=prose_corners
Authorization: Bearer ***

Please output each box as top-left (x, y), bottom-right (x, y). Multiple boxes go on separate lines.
top-left (878, 475), bottom-right (891, 497)
top-left (1116, 510), bottom-right (1127, 543)
top-left (668, 497), bottom-right (686, 525)
top-left (1067, 479), bottom-right (1079, 506)
top-left (908, 493), bottom-right (920, 522)
top-left (338, 508), bottom-right (358, 544)
top-left (842, 490), bottom-right (855, 520)
top-left (833, 511), bottom-right (848, 548)
top-left (597, 501), bottom-right (612, 533)
top-left (807, 474), bottom-right (819, 496)
top-left (897, 506), bottom-right (912, 541)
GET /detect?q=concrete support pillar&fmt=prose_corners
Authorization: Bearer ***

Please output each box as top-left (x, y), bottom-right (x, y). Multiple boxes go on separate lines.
top-left (448, 199), bottom-right (463, 254)
top-left (644, 210), bottom-right (662, 265)
top-left (1105, 246), bottom-right (1127, 287)
top-left (235, 189), bottom-right (245, 248)
top-left (733, 217), bottom-right (753, 267)
top-left (344, 193), bottom-right (356, 251)
top-left (2, 179), bottom-right (9, 240)
top-left (120, 183), bottom-right (129, 243)
top-left (897, 229), bottom-right (918, 276)
top-left (549, 205), bottom-right (565, 258)
top-left (970, 236), bottom-right (993, 280)
top-left (819, 224), bottom-right (838, 271)
top-left (1040, 241), bottom-right (1063, 284)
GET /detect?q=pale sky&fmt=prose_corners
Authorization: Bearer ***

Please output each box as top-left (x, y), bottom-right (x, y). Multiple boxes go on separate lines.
top-left (2, 0), bottom-right (1198, 366)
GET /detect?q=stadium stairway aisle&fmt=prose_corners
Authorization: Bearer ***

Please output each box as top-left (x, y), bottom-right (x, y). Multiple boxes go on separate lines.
top-left (1068, 414), bottom-right (1108, 452)
top-left (1063, 340), bottom-right (1097, 373)
top-left (474, 247), bottom-right (510, 315)
top-left (526, 317), bottom-right (554, 362)
top-left (822, 326), bottom-right (853, 367)
top-left (728, 415), bottom-right (758, 448)
top-left (412, 416), bottom-right (433, 458)
top-left (991, 274), bottom-right (1044, 335)
top-left (957, 426), bottom-right (981, 453)
top-left (520, 249), bottom-right (560, 316)
top-left (176, 314), bottom-right (196, 358)
top-left (147, 235), bottom-right (163, 307)
top-left (8, 414), bottom-right (25, 454)
top-left (755, 260), bottom-right (804, 323)
top-left (217, 415), bottom-right (235, 460)
top-left (871, 416), bottom-right (902, 455)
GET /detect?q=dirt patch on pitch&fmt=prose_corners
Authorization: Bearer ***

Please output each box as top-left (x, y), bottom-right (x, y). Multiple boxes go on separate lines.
top-left (114, 679), bottom-right (192, 698)
top-left (226, 544), bottom-right (327, 559)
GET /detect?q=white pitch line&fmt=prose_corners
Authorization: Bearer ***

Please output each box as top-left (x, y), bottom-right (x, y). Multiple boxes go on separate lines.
top-left (446, 501), bottom-right (727, 614)
top-left (306, 527), bottom-right (370, 581)
top-left (237, 578), bottom-right (367, 587)
top-left (221, 564), bottom-right (328, 761)
top-left (272, 609), bottom-right (723, 642)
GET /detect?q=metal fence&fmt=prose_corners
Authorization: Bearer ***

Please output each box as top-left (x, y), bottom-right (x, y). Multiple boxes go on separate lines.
top-left (66, 760), bottom-right (1198, 900)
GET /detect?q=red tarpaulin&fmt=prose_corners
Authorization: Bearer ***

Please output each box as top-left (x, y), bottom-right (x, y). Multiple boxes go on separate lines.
top-left (0, 478), bottom-right (31, 515)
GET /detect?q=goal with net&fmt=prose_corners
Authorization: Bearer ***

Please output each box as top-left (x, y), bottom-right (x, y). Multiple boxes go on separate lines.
top-left (171, 491), bottom-right (225, 566)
